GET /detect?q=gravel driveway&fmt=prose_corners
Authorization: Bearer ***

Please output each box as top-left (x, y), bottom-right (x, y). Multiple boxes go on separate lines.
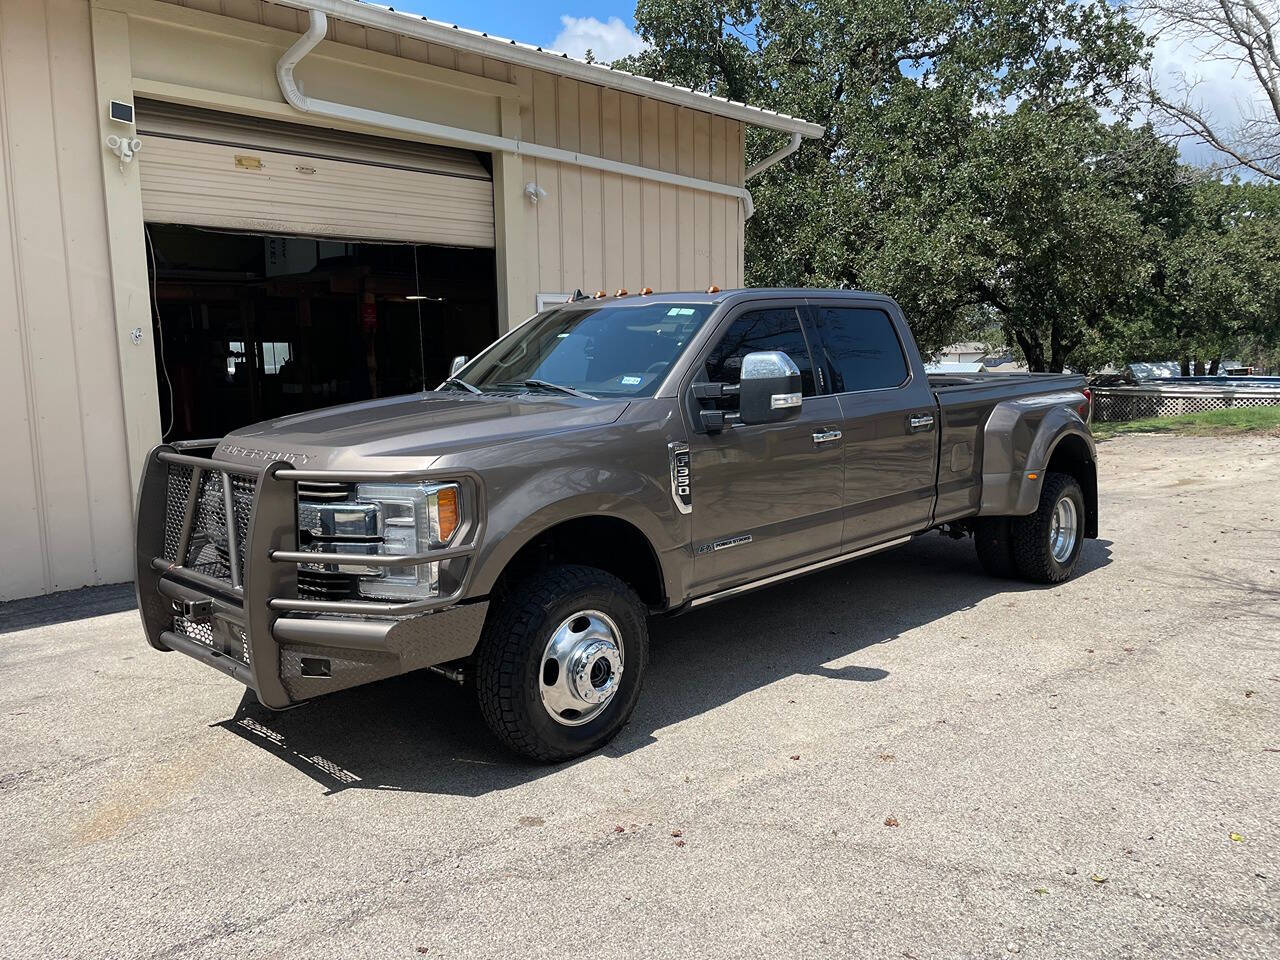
top-left (1, 433), bottom-right (1276, 960)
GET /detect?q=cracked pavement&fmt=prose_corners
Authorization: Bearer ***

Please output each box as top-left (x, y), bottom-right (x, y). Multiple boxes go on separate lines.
top-left (1, 433), bottom-right (1277, 959)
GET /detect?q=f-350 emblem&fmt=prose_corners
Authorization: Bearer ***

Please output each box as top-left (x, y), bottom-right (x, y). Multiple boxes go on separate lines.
top-left (668, 441), bottom-right (691, 515)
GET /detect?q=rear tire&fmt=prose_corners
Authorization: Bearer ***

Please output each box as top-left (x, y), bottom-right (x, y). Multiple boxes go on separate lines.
top-left (973, 517), bottom-right (1017, 578)
top-left (474, 564), bottom-right (648, 762)
top-left (1010, 472), bottom-right (1086, 583)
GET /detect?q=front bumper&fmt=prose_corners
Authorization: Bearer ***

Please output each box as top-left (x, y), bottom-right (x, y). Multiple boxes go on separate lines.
top-left (135, 445), bottom-right (488, 708)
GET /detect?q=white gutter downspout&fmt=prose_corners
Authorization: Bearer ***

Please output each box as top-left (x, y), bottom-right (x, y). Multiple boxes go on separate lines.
top-left (277, 11), bottom-right (793, 218)
top-left (746, 132), bottom-right (803, 180)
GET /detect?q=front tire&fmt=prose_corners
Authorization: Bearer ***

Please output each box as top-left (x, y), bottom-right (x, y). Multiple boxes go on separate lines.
top-left (474, 565), bottom-right (649, 762)
top-left (1010, 472), bottom-right (1086, 583)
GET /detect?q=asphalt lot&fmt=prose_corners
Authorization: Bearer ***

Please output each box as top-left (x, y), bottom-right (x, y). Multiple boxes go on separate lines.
top-left (2, 433), bottom-right (1277, 960)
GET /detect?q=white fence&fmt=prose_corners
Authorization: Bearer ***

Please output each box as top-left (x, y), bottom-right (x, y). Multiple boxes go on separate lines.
top-left (1092, 383), bottom-right (1280, 422)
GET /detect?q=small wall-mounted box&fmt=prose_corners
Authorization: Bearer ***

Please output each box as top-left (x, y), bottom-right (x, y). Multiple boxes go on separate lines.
top-left (109, 100), bottom-right (135, 124)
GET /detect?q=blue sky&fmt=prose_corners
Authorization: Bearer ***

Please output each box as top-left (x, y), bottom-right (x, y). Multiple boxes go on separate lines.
top-left (385, 2), bottom-right (646, 61)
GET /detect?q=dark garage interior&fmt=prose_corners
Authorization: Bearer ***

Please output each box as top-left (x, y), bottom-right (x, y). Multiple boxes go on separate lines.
top-left (145, 224), bottom-right (499, 442)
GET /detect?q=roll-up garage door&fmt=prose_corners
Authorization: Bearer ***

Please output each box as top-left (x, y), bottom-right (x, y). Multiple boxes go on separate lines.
top-left (136, 101), bottom-right (495, 247)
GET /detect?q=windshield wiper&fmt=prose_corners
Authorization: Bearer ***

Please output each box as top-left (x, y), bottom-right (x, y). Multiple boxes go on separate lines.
top-left (442, 377), bottom-right (482, 395)
top-left (524, 378), bottom-right (597, 400)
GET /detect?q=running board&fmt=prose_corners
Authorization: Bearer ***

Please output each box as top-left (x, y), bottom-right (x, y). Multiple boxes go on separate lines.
top-left (688, 536), bottom-right (913, 609)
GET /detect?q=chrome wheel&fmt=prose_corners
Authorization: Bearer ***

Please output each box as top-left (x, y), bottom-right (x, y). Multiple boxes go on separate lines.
top-left (539, 610), bottom-right (624, 727)
top-left (1049, 495), bottom-right (1079, 563)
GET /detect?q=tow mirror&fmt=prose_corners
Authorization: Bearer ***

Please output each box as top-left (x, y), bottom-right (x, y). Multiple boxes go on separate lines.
top-left (738, 351), bottom-right (803, 425)
top-left (449, 355), bottom-right (469, 376)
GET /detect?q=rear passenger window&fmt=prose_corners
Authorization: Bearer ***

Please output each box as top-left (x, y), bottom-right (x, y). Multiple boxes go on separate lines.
top-left (812, 307), bottom-right (909, 392)
top-left (703, 308), bottom-right (817, 406)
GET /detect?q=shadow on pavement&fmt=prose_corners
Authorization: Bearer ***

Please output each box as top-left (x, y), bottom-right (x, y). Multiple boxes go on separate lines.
top-left (0, 583), bottom-right (136, 635)
top-left (216, 533), bottom-right (1112, 796)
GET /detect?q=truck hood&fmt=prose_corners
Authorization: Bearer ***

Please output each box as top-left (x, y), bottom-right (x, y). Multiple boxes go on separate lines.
top-left (214, 391), bottom-right (630, 470)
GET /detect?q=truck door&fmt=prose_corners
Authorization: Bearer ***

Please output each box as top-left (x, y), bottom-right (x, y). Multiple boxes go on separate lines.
top-left (804, 300), bottom-right (938, 549)
top-left (682, 303), bottom-right (846, 595)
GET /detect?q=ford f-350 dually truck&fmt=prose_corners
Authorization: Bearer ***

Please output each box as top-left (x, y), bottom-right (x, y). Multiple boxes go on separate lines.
top-left (136, 289), bottom-right (1097, 760)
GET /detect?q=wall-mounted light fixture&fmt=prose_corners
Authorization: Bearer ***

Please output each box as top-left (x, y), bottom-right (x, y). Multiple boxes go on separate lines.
top-left (524, 182), bottom-right (547, 205)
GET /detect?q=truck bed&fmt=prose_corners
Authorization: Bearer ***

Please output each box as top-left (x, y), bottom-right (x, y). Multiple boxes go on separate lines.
top-left (928, 371), bottom-right (1084, 394)
top-left (927, 371), bottom-right (1088, 527)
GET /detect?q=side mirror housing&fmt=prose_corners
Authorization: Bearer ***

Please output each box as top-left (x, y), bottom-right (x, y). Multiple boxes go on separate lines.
top-left (738, 351), bottom-right (802, 425)
top-left (449, 355), bottom-right (469, 376)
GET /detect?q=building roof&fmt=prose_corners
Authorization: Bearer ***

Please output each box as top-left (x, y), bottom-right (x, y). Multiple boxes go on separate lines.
top-left (272, 1), bottom-right (825, 138)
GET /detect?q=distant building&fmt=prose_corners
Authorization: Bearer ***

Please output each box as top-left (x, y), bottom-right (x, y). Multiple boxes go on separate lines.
top-left (925, 361), bottom-right (989, 374)
top-left (934, 342), bottom-right (1027, 373)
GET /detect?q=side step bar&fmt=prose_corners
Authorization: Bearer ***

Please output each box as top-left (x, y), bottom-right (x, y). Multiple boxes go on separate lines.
top-left (688, 536), bottom-right (912, 609)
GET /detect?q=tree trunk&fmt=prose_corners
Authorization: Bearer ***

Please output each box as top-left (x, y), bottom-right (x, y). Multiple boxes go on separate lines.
top-left (1180, 357), bottom-right (1191, 376)
top-left (1208, 358), bottom-right (1220, 375)
top-left (1013, 330), bottom-right (1045, 372)
top-left (1193, 359), bottom-right (1206, 376)
top-left (1048, 320), bottom-right (1065, 373)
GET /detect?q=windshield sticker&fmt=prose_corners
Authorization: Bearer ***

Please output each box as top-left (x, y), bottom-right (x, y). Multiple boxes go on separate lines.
top-left (666, 307), bottom-right (695, 316)
top-left (621, 375), bottom-right (642, 385)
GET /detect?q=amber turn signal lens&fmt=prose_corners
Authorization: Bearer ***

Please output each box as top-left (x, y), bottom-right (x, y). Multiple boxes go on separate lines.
top-left (435, 486), bottom-right (460, 543)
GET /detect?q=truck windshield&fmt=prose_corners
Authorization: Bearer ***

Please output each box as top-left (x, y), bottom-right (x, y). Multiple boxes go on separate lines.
top-left (458, 301), bottom-right (716, 398)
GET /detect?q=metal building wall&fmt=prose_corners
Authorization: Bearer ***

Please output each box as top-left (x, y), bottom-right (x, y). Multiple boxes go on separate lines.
top-left (0, 0), bottom-right (135, 600)
top-left (0, 0), bottom-right (754, 601)
top-left (165, 0), bottom-right (749, 302)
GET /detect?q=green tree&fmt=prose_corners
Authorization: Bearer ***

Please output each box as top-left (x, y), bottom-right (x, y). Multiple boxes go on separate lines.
top-left (617, 0), bottom-right (1158, 369)
top-left (1124, 178), bottom-right (1280, 373)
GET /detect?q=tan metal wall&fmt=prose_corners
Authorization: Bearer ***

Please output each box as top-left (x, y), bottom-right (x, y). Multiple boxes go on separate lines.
top-left (513, 70), bottom-right (745, 299)
top-left (0, 0), bottom-right (750, 600)
top-left (164, 0), bottom-right (748, 300)
top-left (0, 0), bottom-right (136, 600)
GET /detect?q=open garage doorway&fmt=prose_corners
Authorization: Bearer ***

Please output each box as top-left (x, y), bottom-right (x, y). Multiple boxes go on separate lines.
top-left (145, 224), bottom-right (498, 442)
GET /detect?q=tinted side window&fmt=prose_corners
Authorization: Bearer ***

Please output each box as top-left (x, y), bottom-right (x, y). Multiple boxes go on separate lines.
top-left (812, 307), bottom-right (909, 392)
top-left (704, 308), bottom-right (816, 406)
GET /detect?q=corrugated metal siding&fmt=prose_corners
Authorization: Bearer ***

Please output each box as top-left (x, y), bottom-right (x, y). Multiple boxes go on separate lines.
top-left (166, 0), bottom-right (748, 297)
top-left (167, 0), bottom-right (515, 82)
top-left (514, 67), bottom-right (745, 297)
top-left (0, 0), bottom-right (135, 600)
top-left (139, 135), bottom-right (496, 246)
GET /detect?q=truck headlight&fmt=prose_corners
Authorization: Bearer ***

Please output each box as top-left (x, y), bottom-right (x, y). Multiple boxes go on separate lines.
top-left (354, 482), bottom-right (462, 600)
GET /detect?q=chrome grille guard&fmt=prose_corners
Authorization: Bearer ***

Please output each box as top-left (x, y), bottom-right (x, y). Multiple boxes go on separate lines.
top-left (134, 444), bottom-right (481, 708)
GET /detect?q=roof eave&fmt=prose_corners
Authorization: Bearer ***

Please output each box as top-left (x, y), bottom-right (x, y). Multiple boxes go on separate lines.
top-left (266, 0), bottom-right (825, 139)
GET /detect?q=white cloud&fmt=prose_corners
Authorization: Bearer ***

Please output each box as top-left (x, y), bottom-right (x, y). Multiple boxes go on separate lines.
top-left (1143, 16), bottom-right (1274, 170)
top-left (551, 15), bottom-right (647, 65)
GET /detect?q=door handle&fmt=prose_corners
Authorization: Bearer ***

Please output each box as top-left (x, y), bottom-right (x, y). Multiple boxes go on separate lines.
top-left (909, 414), bottom-right (935, 432)
top-left (812, 429), bottom-right (842, 445)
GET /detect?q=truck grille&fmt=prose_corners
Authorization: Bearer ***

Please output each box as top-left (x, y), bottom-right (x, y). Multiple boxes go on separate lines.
top-left (161, 463), bottom-right (255, 586)
top-left (296, 481), bottom-right (361, 600)
top-left (161, 465), bottom-right (362, 600)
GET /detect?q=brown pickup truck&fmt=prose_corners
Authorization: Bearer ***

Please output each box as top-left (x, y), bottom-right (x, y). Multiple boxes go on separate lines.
top-left (136, 288), bottom-right (1097, 760)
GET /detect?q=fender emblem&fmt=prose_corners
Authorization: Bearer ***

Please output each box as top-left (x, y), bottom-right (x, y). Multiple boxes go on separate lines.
top-left (696, 534), bottom-right (752, 555)
top-left (668, 441), bottom-right (692, 515)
